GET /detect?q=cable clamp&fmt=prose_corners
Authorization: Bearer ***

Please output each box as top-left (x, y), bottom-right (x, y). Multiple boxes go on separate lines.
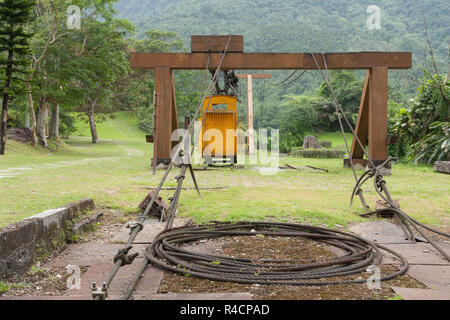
top-left (113, 246), bottom-right (139, 266)
top-left (126, 221), bottom-right (144, 234)
top-left (91, 282), bottom-right (108, 300)
top-left (175, 174), bottom-right (185, 181)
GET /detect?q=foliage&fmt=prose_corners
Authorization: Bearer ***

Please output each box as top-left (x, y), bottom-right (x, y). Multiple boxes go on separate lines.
top-left (317, 71), bottom-right (363, 131)
top-left (115, 0), bottom-right (448, 102)
top-left (0, 0), bottom-right (33, 95)
top-left (392, 73), bottom-right (449, 162)
top-left (291, 148), bottom-right (346, 159)
top-left (126, 31), bottom-right (203, 132)
top-left (0, 0), bottom-right (34, 154)
top-left (278, 95), bottom-right (320, 153)
top-left (320, 141), bottom-right (332, 148)
top-left (409, 121), bottom-right (449, 164)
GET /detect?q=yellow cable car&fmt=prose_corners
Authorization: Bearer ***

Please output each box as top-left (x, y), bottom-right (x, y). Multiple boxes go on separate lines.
top-left (198, 95), bottom-right (238, 164)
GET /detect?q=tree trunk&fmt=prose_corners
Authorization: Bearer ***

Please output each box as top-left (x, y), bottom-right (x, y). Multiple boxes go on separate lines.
top-left (0, 93), bottom-right (9, 155)
top-left (49, 104), bottom-right (59, 139)
top-left (26, 82), bottom-right (39, 146)
top-left (37, 100), bottom-right (48, 147)
top-left (0, 35), bottom-right (13, 155)
top-left (87, 98), bottom-right (98, 143)
top-left (25, 112), bottom-right (30, 129)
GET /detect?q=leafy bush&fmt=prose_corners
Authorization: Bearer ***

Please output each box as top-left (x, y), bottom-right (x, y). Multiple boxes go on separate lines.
top-left (291, 149), bottom-right (346, 159)
top-left (320, 140), bottom-right (332, 148)
top-left (138, 105), bottom-right (154, 133)
top-left (391, 73), bottom-right (449, 162)
top-left (409, 121), bottom-right (449, 164)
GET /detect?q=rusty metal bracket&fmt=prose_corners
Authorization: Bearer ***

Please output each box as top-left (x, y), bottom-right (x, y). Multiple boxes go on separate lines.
top-left (91, 282), bottom-right (108, 300)
top-left (113, 246), bottom-right (139, 266)
top-left (126, 222), bottom-right (144, 235)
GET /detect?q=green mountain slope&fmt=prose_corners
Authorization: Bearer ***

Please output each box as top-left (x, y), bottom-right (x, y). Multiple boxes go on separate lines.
top-left (115, 0), bottom-right (448, 55)
top-left (114, 0), bottom-right (448, 100)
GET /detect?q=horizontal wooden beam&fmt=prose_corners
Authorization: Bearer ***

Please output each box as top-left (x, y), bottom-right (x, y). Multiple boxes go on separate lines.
top-left (303, 52), bottom-right (412, 70)
top-left (131, 53), bottom-right (303, 70)
top-left (130, 52), bottom-right (411, 70)
top-left (236, 73), bottom-right (272, 79)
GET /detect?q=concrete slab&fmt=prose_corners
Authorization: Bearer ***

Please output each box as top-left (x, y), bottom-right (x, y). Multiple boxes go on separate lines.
top-left (349, 221), bottom-right (424, 244)
top-left (0, 295), bottom-right (88, 300)
top-left (392, 287), bottom-right (450, 300)
top-left (46, 243), bottom-right (126, 267)
top-left (26, 208), bottom-right (69, 229)
top-left (133, 292), bottom-right (253, 300)
top-left (381, 242), bottom-right (450, 266)
top-left (64, 259), bottom-right (149, 298)
top-left (133, 265), bottom-right (164, 296)
top-left (407, 265), bottom-right (450, 290)
top-left (111, 218), bottom-right (189, 244)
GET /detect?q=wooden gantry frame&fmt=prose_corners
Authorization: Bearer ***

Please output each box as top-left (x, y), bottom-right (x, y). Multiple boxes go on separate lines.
top-left (131, 35), bottom-right (412, 167)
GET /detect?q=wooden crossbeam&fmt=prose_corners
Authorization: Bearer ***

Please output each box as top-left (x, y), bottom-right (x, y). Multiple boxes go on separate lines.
top-left (236, 73), bottom-right (272, 79)
top-left (136, 35), bottom-right (412, 167)
top-left (130, 52), bottom-right (411, 70)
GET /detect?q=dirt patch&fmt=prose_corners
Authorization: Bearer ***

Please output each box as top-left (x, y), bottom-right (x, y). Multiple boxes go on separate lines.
top-left (0, 265), bottom-right (88, 297)
top-left (158, 236), bottom-right (425, 300)
top-left (73, 208), bottom-right (139, 243)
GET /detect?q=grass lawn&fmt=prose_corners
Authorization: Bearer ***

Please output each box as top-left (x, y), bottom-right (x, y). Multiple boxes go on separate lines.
top-left (0, 112), bottom-right (449, 229)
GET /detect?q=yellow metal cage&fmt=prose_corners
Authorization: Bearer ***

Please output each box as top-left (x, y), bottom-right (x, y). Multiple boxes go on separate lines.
top-left (198, 95), bottom-right (238, 164)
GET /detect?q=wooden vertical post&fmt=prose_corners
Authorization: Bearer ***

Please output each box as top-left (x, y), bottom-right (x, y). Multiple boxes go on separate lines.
top-left (368, 66), bottom-right (388, 166)
top-left (247, 74), bottom-right (254, 155)
top-left (348, 71), bottom-right (370, 167)
top-left (171, 72), bottom-right (179, 149)
top-left (154, 66), bottom-right (173, 165)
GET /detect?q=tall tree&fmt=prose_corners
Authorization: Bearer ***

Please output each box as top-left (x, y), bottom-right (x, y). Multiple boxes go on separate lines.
top-left (74, 14), bottom-right (133, 143)
top-left (0, 0), bottom-right (34, 155)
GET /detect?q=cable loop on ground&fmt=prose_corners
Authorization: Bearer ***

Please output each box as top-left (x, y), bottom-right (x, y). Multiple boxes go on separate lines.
top-left (144, 222), bottom-right (409, 286)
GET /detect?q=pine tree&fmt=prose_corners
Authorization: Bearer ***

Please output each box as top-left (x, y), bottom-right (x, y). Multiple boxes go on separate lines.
top-left (0, 0), bottom-right (35, 155)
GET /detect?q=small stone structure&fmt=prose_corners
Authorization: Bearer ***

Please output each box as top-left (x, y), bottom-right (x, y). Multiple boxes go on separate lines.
top-left (434, 161), bottom-right (450, 174)
top-left (303, 136), bottom-right (321, 149)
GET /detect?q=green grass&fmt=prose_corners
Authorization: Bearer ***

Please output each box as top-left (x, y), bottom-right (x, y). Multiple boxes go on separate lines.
top-left (316, 132), bottom-right (354, 150)
top-left (0, 281), bottom-right (11, 294)
top-left (0, 113), bottom-right (449, 230)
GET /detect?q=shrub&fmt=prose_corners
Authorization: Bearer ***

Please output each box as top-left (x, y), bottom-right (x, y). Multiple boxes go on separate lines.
top-left (320, 140), bottom-right (332, 148)
top-left (409, 121), bottom-right (449, 164)
top-left (291, 148), bottom-right (346, 159)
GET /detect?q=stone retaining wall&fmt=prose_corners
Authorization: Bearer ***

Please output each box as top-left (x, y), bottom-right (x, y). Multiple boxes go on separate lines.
top-left (0, 199), bottom-right (95, 279)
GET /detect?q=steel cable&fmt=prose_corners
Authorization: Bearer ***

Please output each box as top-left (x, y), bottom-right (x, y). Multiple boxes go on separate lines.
top-left (144, 222), bottom-right (409, 286)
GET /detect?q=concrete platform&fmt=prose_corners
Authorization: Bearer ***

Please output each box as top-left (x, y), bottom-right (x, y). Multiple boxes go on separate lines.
top-left (133, 292), bottom-right (252, 300)
top-left (349, 221), bottom-right (424, 244)
top-left (392, 287), bottom-right (450, 300)
top-left (407, 265), bottom-right (450, 290)
top-left (381, 242), bottom-right (450, 266)
top-left (0, 295), bottom-right (88, 300)
top-left (46, 243), bottom-right (126, 267)
top-left (112, 218), bottom-right (189, 244)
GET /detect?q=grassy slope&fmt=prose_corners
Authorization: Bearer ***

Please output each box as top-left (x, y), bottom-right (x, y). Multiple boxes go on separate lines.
top-left (0, 112), bottom-right (153, 227)
top-left (1, 114), bottom-right (449, 229)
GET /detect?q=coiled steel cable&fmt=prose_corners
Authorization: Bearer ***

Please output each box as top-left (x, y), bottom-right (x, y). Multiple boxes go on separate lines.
top-left (144, 222), bottom-right (409, 286)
